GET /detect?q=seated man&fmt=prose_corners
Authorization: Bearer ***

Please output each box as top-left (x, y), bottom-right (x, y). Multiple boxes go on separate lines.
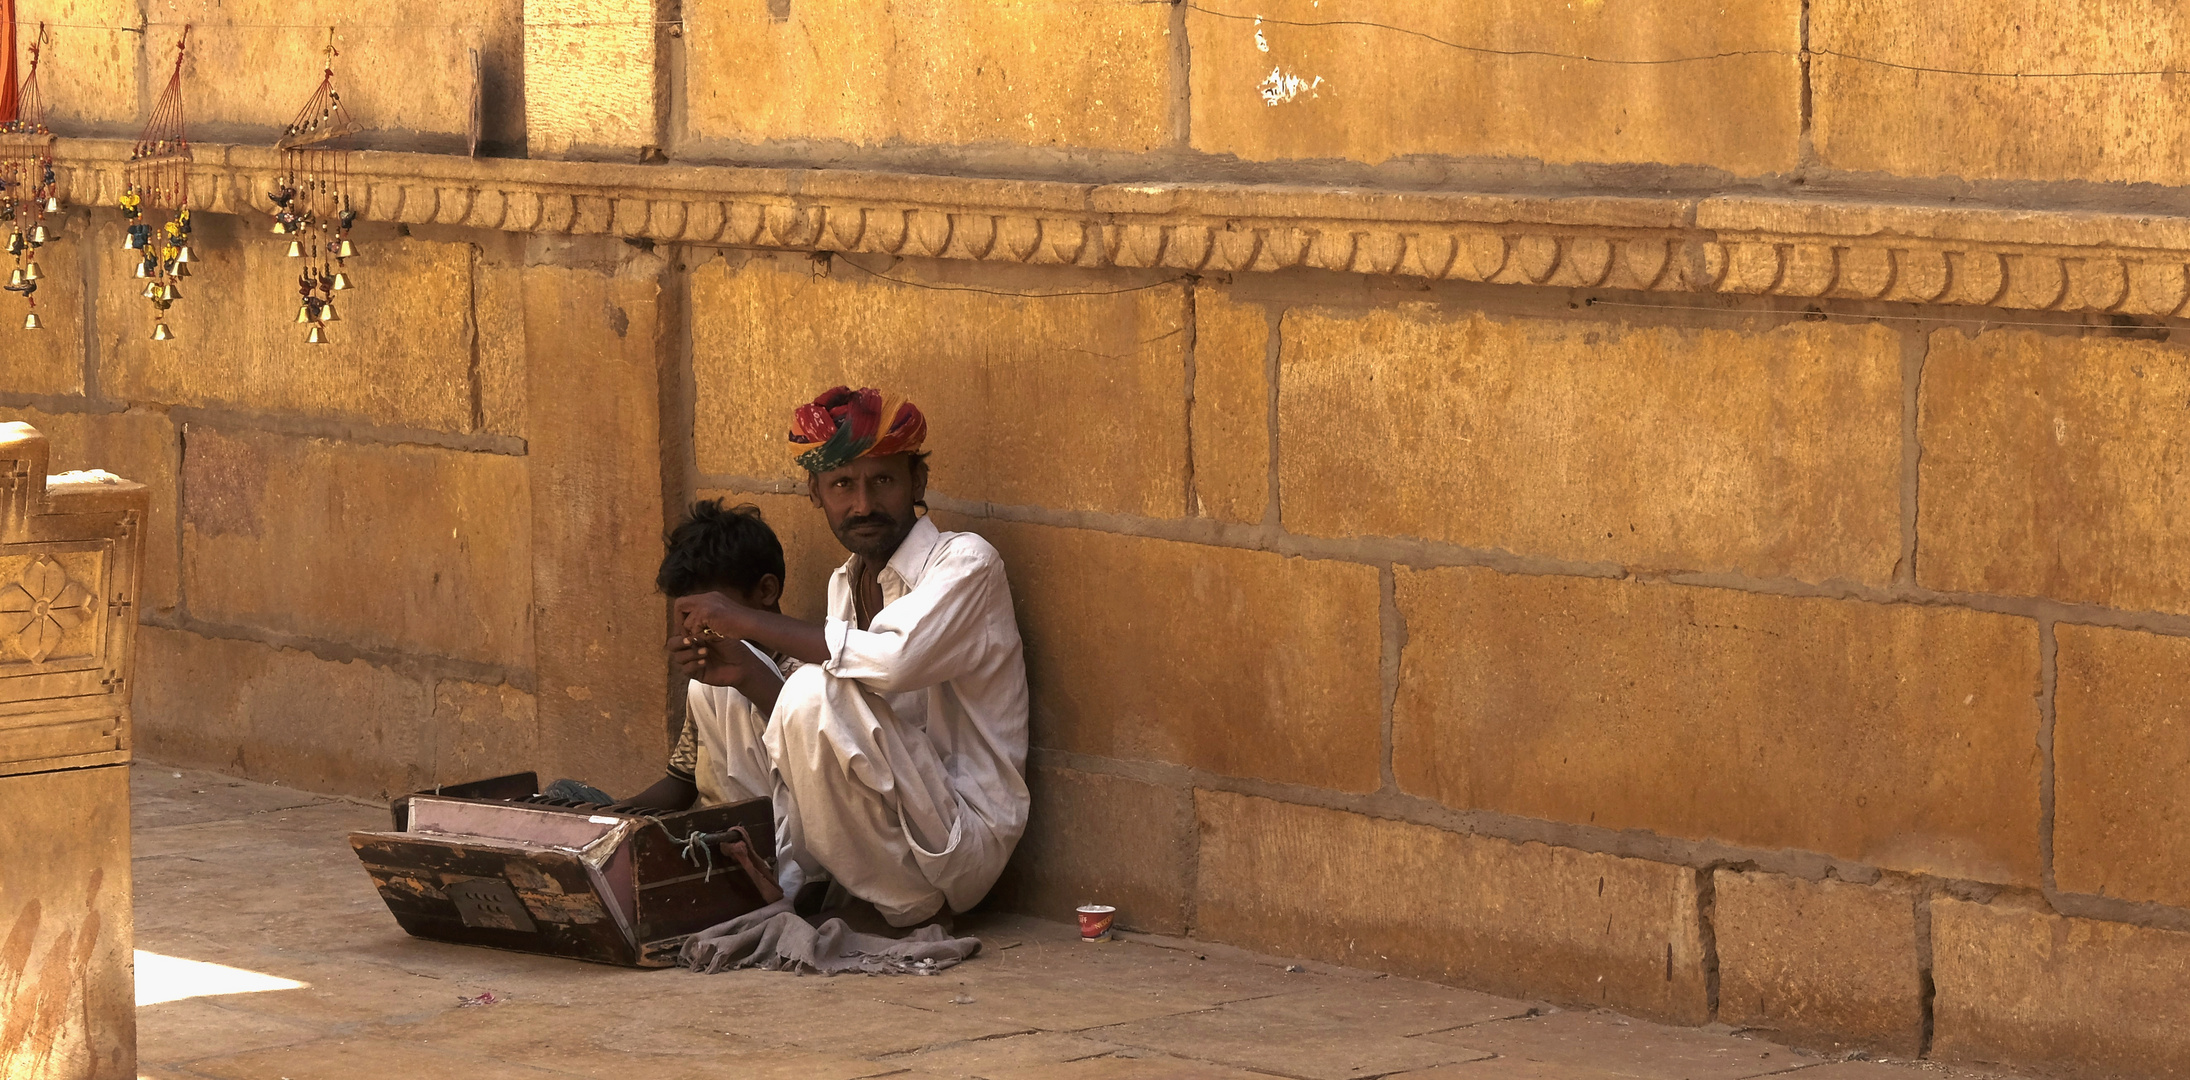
top-left (674, 386), bottom-right (1029, 930)
top-left (626, 499), bottom-right (795, 813)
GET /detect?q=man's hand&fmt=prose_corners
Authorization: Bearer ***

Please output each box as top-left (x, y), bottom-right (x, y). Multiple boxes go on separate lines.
top-left (666, 631), bottom-right (774, 690)
top-left (675, 591), bottom-right (754, 645)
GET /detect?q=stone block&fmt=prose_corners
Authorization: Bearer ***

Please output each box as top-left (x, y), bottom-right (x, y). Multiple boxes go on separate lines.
top-left (1189, 288), bottom-right (1270, 525)
top-left (1196, 791), bottom-right (1709, 1023)
top-left (1932, 898), bottom-right (2190, 1079)
top-left (1188, 0), bottom-right (1800, 175)
top-left (982, 521), bottom-right (1382, 792)
top-left (1393, 569), bottom-right (2042, 885)
top-left (428, 679), bottom-right (539, 785)
top-left (1919, 329), bottom-right (2190, 614)
top-left (1712, 871), bottom-right (1924, 1055)
top-left (691, 253), bottom-right (1190, 519)
top-left (133, 626), bottom-right (435, 798)
top-left (691, 490), bottom-right (842, 623)
top-left (988, 765), bottom-right (1192, 935)
top-left (526, 0), bottom-right (660, 157)
top-left (1280, 309), bottom-right (1902, 585)
top-left (99, 228), bottom-right (479, 435)
top-left (152, 0), bottom-right (481, 144)
top-left (2054, 623), bottom-right (2190, 907)
top-left (524, 250), bottom-right (671, 793)
top-left (13, 0), bottom-right (141, 131)
top-left (0, 227), bottom-right (85, 395)
top-left (7, 407), bottom-right (180, 617)
top-left (683, 0), bottom-right (1175, 152)
top-left (0, 764), bottom-right (134, 1080)
top-left (474, 259), bottom-right (528, 439)
top-left (1812, 1), bottom-right (2190, 186)
top-left (180, 425), bottom-right (533, 669)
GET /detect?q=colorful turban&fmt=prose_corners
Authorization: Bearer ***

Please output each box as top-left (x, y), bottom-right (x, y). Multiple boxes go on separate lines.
top-left (788, 386), bottom-right (928, 473)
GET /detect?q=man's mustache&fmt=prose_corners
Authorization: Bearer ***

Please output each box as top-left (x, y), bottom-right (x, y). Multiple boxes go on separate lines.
top-left (842, 512), bottom-right (897, 531)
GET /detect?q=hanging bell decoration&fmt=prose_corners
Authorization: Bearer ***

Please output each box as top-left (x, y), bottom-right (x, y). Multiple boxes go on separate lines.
top-left (23, 312), bottom-right (41, 330)
top-left (29, 225), bottom-right (47, 246)
top-left (305, 324), bottom-right (327, 344)
top-left (5, 232), bottom-right (22, 256)
top-left (160, 282), bottom-right (181, 302)
top-left (336, 239), bottom-right (356, 259)
top-left (22, 262), bottom-right (42, 283)
top-left (174, 245), bottom-right (195, 265)
top-left (172, 260), bottom-right (192, 279)
top-left (295, 303), bottom-right (312, 324)
top-left (151, 322), bottom-right (174, 342)
top-left (285, 240), bottom-right (304, 258)
top-left (141, 281), bottom-right (161, 300)
top-left (43, 197), bottom-right (60, 213)
top-left (318, 301), bottom-right (339, 323)
top-left (330, 272), bottom-right (351, 291)
top-left (271, 220), bottom-right (290, 235)
top-left (7, 269), bottom-right (20, 288)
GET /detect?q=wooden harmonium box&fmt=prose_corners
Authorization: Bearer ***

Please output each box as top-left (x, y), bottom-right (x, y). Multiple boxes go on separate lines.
top-left (349, 773), bottom-right (780, 967)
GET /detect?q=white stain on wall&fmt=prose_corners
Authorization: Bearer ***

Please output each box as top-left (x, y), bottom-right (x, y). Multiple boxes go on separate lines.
top-left (1259, 67), bottom-right (1325, 105)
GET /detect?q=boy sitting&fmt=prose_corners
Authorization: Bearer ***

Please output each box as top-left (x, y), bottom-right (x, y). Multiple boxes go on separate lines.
top-left (621, 500), bottom-right (797, 812)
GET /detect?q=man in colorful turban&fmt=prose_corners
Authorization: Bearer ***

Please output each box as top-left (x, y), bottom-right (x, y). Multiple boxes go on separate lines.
top-left (671, 386), bottom-right (1029, 949)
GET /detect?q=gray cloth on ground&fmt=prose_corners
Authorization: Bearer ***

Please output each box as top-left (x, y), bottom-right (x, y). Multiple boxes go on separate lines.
top-left (681, 899), bottom-right (982, 976)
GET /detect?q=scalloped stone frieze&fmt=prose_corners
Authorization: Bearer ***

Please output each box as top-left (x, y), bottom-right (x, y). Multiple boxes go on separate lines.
top-left (40, 140), bottom-right (2190, 317)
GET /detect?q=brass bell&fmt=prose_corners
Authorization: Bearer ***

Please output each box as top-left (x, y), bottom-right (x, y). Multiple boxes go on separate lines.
top-left (124, 232), bottom-right (143, 251)
top-left (22, 262), bottom-right (41, 282)
top-left (336, 239), bottom-right (356, 259)
top-left (7, 269), bottom-right (20, 288)
top-left (172, 260), bottom-right (192, 279)
top-left (22, 312), bottom-right (40, 330)
top-left (141, 281), bottom-right (160, 300)
top-left (151, 322), bottom-right (174, 342)
top-left (272, 220), bottom-right (290, 235)
top-left (5, 232), bottom-right (21, 256)
top-left (330, 272), bottom-right (351, 291)
top-left (160, 282), bottom-right (180, 302)
top-left (175, 245), bottom-right (195, 265)
top-left (285, 240), bottom-right (304, 258)
top-left (295, 303), bottom-right (312, 324)
top-left (133, 259), bottom-right (150, 279)
top-left (43, 197), bottom-right (59, 213)
top-left (306, 324), bottom-right (327, 344)
top-left (29, 225), bottom-right (47, 245)
top-left (318, 300), bottom-right (339, 323)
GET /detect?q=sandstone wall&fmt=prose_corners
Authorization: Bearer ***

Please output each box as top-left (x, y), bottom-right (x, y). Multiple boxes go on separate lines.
top-left (4, 2), bottom-right (2190, 1075)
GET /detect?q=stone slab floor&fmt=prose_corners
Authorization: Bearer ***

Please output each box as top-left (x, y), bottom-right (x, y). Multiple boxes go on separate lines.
top-left (131, 765), bottom-right (2021, 1080)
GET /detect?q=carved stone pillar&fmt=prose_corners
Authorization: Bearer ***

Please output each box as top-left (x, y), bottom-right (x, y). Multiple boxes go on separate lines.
top-left (0, 421), bottom-right (148, 1080)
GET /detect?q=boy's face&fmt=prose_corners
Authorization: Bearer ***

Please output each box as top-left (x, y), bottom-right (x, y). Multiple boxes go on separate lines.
top-left (688, 575), bottom-right (782, 613)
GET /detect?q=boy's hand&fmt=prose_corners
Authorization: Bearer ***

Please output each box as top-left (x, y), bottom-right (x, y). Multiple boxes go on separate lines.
top-left (667, 633), bottom-right (754, 688)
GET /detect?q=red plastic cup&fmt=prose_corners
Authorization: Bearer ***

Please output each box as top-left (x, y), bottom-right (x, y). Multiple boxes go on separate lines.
top-left (1077, 905), bottom-right (1116, 941)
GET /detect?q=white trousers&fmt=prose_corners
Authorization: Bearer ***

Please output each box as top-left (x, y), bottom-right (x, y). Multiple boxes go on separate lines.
top-left (757, 665), bottom-right (994, 926)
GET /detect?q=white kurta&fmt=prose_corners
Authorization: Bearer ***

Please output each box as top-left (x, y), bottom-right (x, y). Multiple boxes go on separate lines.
top-left (764, 515), bottom-right (1031, 925)
top-left (681, 641), bottom-right (780, 808)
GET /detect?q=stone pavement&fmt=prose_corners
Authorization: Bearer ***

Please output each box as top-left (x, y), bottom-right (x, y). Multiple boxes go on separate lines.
top-left (131, 765), bottom-right (2022, 1080)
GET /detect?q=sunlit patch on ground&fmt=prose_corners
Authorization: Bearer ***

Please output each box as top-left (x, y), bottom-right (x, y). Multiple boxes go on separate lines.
top-left (134, 950), bottom-right (308, 1007)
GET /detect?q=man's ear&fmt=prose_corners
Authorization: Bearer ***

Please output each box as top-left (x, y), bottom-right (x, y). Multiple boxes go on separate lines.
top-left (750, 573), bottom-right (784, 611)
top-left (806, 470), bottom-right (823, 508)
top-left (910, 456), bottom-right (929, 505)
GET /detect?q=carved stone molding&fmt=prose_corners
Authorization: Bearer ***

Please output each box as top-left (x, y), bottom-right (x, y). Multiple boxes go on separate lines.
top-left (47, 138), bottom-right (2190, 316)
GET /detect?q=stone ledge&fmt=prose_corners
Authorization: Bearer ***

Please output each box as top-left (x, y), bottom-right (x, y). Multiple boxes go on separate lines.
top-left (52, 138), bottom-right (2190, 315)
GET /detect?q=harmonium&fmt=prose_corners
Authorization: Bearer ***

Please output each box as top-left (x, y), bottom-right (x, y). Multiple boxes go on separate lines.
top-left (349, 773), bottom-right (781, 967)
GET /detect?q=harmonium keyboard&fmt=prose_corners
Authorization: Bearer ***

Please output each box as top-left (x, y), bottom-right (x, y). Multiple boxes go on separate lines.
top-left (349, 773), bottom-right (781, 967)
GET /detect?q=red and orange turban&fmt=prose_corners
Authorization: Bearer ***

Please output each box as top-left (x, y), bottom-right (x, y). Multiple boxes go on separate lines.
top-left (788, 386), bottom-right (928, 474)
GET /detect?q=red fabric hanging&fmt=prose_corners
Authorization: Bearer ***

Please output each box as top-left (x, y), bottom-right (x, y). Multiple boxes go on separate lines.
top-left (0, 0), bottom-right (18, 123)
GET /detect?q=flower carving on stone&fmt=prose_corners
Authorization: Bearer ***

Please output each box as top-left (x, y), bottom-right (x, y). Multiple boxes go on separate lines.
top-left (0, 555), bottom-right (96, 663)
